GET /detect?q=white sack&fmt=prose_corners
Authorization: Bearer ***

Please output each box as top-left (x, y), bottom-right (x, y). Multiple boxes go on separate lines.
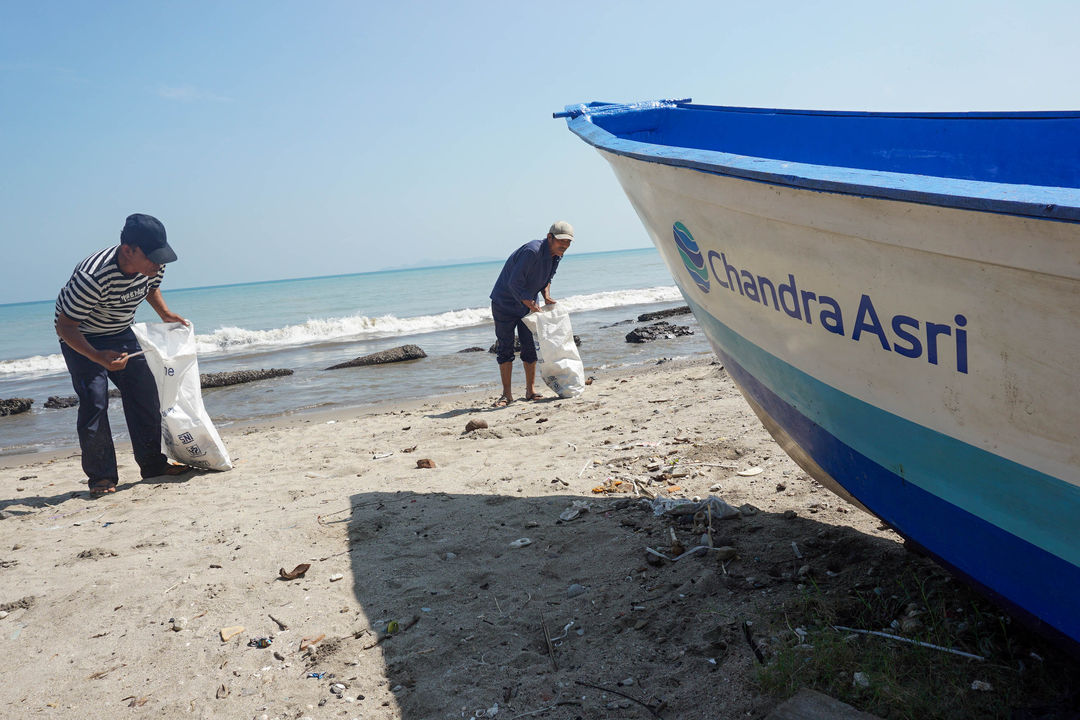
top-left (520, 304), bottom-right (585, 398)
top-left (131, 322), bottom-right (232, 471)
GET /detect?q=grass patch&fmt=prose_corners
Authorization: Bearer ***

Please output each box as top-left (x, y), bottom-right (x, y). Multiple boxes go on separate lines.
top-left (756, 559), bottom-right (1079, 719)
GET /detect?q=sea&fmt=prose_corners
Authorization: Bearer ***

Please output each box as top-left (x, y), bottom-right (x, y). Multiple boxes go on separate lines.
top-left (0, 247), bottom-right (713, 456)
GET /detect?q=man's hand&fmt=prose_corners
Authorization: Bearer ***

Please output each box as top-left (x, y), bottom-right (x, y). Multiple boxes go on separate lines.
top-left (522, 299), bottom-right (541, 313)
top-left (542, 295), bottom-right (556, 306)
top-left (96, 350), bottom-right (129, 371)
top-left (158, 311), bottom-right (190, 326)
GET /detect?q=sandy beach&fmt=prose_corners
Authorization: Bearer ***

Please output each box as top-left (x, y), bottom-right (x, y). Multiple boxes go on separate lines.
top-left (0, 357), bottom-right (1057, 719)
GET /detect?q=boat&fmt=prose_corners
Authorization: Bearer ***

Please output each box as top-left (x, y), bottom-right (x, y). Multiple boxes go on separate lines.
top-left (557, 99), bottom-right (1080, 648)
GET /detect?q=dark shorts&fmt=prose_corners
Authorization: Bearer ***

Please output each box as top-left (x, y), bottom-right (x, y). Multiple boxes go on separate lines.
top-left (491, 302), bottom-right (537, 364)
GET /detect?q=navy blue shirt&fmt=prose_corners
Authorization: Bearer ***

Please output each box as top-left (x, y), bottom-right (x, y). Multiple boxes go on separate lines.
top-left (489, 238), bottom-right (560, 317)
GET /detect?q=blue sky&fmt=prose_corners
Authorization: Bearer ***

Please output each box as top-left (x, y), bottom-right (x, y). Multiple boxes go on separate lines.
top-left (2, 0), bottom-right (1078, 304)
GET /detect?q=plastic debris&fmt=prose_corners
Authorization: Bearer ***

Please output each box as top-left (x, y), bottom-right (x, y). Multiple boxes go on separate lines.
top-left (508, 538), bottom-right (532, 548)
top-left (649, 495), bottom-right (740, 519)
top-left (247, 637), bottom-right (272, 648)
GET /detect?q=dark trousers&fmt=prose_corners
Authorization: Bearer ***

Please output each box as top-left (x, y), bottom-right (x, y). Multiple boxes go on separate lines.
top-left (60, 329), bottom-right (167, 484)
top-left (491, 303), bottom-right (538, 365)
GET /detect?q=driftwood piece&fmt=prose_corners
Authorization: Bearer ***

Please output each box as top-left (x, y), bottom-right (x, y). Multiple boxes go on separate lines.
top-left (200, 368), bottom-right (294, 388)
top-left (325, 344), bottom-right (427, 370)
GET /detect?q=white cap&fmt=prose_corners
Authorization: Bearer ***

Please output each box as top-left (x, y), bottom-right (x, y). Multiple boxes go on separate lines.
top-left (549, 220), bottom-right (574, 240)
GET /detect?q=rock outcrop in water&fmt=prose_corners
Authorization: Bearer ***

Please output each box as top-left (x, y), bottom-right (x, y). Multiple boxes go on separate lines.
top-left (44, 396), bottom-right (79, 409)
top-left (200, 369), bottom-right (294, 388)
top-left (637, 306), bottom-right (691, 322)
top-left (625, 322), bottom-right (694, 343)
top-left (324, 344), bottom-right (427, 370)
top-left (0, 398), bottom-right (33, 416)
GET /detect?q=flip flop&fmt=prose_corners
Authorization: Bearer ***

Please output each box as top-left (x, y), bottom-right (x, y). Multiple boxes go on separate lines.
top-left (493, 395), bottom-right (513, 408)
top-left (525, 392), bottom-right (547, 401)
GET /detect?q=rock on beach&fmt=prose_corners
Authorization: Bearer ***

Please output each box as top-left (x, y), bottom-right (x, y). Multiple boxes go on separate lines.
top-left (637, 305), bottom-right (691, 322)
top-left (625, 322), bottom-right (694, 343)
top-left (324, 344), bottom-right (427, 370)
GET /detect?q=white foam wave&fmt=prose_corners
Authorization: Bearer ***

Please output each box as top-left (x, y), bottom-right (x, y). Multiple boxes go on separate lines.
top-left (0, 353), bottom-right (67, 376)
top-left (1, 285), bottom-right (682, 374)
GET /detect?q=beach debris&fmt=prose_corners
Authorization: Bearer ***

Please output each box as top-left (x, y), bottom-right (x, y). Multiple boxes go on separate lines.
top-left (416, 458), bottom-right (436, 469)
top-left (540, 611), bottom-right (558, 670)
top-left (971, 680), bottom-right (993, 692)
top-left (329, 573), bottom-right (344, 582)
top-left (324, 344), bottom-right (427, 369)
top-left (247, 637), bottom-right (272, 648)
top-left (737, 466), bottom-right (763, 476)
top-left (170, 617), bottom-right (187, 632)
top-left (575, 679), bottom-right (667, 716)
top-left (279, 563), bottom-right (310, 580)
top-left (567, 583), bottom-right (587, 599)
top-left (299, 634), bottom-right (325, 650)
top-left (853, 671), bottom-right (870, 688)
top-left (508, 538), bottom-right (532, 548)
top-left (307, 672), bottom-right (327, 680)
top-left (591, 477), bottom-right (629, 494)
top-left (268, 614), bottom-right (289, 630)
top-left (0, 611), bottom-right (8, 620)
top-left (464, 419), bottom-right (488, 433)
top-left (559, 500), bottom-right (591, 522)
top-left (739, 503), bottom-right (760, 517)
top-left (831, 625), bottom-right (986, 660)
top-left (361, 615), bottom-right (420, 649)
top-left (372, 451), bottom-right (394, 460)
top-left (649, 495), bottom-right (740, 520)
top-left (220, 626), bottom-right (244, 642)
top-left (402, 444), bottom-right (417, 452)
top-left (216, 683), bottom-right (229, 699)
top-left (273, 651), bottom-right (285, 661)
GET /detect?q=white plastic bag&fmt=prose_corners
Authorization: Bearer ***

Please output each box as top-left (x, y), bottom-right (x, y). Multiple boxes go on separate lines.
top-left (131, 322), bottom-right (233, 471)
top-left (520, 304), bottom-right (586, 398)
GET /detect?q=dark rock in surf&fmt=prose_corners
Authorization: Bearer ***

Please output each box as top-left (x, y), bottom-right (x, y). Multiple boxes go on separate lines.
top-left (458, 347), bottom-right (486, 353)
top-left (324, 344), bottom-right (427, 370)
top-left (45, 396), bottom-right (79, 409)
top-left (0, 398), bottom-right (33, 416)
top-left (637, 306), bottom-right (691, 322)
top-left (625, 322), bottom-right (694, 343)
top-left (200, 368), bottom-right (294, 388)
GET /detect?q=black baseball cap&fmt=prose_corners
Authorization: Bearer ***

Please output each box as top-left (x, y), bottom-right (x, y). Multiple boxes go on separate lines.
top-left (120, 213), bottom-right (177, 264)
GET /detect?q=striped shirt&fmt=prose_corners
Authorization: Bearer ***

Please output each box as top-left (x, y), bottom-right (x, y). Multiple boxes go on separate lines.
top-left (55, 245), bottom-right (165, 337)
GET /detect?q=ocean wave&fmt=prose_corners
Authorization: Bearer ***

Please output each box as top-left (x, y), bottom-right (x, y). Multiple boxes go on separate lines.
top-left (193, 285), bottom-right (681, 353)
top-left (0, 353), bottom-right (67, 376)
top-left (0, 285), bottom-right (682, 375)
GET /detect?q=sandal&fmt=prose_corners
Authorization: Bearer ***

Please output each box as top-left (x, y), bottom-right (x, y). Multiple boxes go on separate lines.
top-left (525, 392), bottom-right (547, 401)
top-left (88, 479), bottom-right (117, 495)
top-left (492, 394), bottom-right (513, 408)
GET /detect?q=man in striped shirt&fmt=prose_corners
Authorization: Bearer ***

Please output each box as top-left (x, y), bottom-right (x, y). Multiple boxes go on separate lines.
top-left (55, 213), bottom-right (191, 495)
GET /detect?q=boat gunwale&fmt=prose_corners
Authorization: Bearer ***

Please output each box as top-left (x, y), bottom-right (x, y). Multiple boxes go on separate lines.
top-left (562, 101), bottom-right (1080, 224)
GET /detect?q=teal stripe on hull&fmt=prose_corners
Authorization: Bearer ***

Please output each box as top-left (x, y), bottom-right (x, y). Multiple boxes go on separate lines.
top-left (682, 293), bottom-right (1080, 569)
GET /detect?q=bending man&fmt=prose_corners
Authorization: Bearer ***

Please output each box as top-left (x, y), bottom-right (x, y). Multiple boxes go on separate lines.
top-left (55, 213), bottom-right (191, 495)
top-left (488, 220), bottom-right (574, 407)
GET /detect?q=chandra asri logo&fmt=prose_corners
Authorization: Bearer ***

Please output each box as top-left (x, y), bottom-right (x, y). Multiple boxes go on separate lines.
top-left (673, 221), bottom-right (709, 292)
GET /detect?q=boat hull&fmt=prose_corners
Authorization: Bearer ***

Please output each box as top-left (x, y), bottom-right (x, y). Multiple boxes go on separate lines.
top-left (583, 134), bottom-right (1080, 646)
